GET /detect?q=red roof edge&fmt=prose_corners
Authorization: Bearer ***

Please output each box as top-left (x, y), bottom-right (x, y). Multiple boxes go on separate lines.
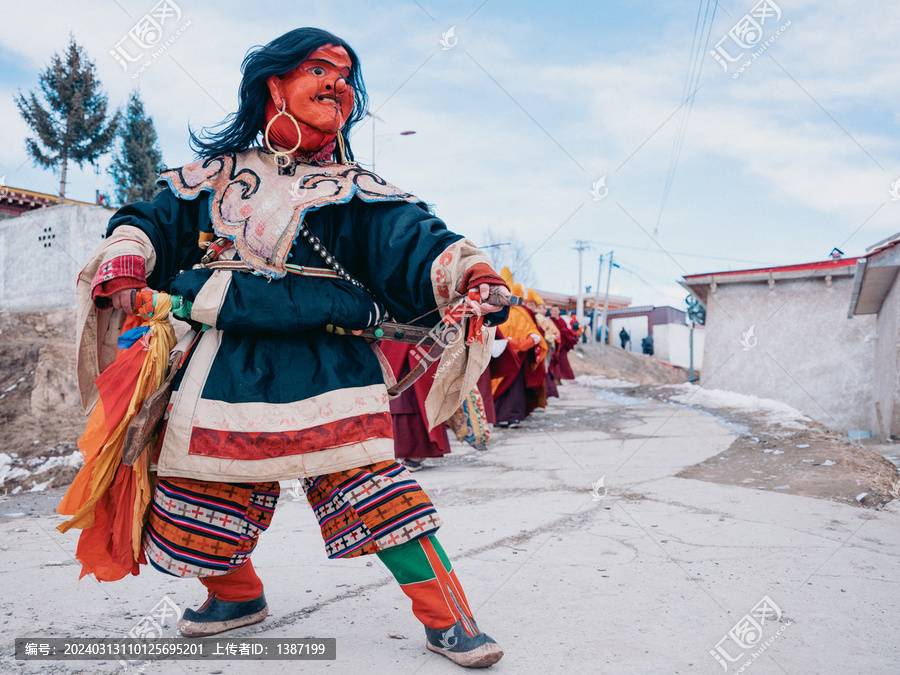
top-left (682, 256), bottom-right (860, 281)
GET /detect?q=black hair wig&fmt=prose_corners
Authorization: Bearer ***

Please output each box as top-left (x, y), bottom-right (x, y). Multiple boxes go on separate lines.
top-left (189, 27), bottom-right (368, 161)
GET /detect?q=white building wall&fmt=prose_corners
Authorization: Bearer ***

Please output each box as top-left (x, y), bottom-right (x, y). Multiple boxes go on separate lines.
top-left (872, 273), bottom-right (900, 438)
top-left (655, 323), bottom-right (705, 370)
top-left (0, 204), bottom-right (112, 311)
top-left (700, 277), bottom-right (876, 433)
top-left (609, 315), bottom-right (648, 353)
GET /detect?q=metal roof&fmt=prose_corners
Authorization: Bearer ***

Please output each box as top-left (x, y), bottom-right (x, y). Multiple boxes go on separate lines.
top-left (848, 235), bottom-right (900, 317)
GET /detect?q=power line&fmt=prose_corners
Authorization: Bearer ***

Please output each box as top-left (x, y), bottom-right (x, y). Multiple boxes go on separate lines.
top-left (585, 240), bottom-right (772, 266)
top-left (654, 0), bottom-right (719, 235)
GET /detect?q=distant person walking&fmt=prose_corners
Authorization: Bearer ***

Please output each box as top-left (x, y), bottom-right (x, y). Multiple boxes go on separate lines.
top-left (642, 334), bottom-right (654, 356)
top-left (569, 314), bottom-right (582, 343)
top-left (619, 327), bottom-right (630, 350)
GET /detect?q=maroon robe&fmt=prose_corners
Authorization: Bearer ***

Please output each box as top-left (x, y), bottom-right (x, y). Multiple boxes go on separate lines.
top-left (477, 367), bottom-right (497, 425)
top-left (380, 342), bottom-right (451, 459)
top-left (489, 327), bottom-right (523, 399)
top-left (549, 316), bottom-right (577, 380)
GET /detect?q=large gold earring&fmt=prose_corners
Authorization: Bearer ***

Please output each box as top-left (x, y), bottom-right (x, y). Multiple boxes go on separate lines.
top-left (264, 100), bottom-right (302, 167)
top-left (335, 130), bottom-right (354, 166)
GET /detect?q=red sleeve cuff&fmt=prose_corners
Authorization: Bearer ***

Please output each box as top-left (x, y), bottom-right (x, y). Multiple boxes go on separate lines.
top-left (459, 263), bottom-right (508, 293)
top-left (91, 255), bottom-right (146, 309)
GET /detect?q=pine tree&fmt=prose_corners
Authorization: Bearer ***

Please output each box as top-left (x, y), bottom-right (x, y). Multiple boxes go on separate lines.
top-left (15, 36), bottom-right (120, 203)
top-left (109, 91), bottom-right (163, 204)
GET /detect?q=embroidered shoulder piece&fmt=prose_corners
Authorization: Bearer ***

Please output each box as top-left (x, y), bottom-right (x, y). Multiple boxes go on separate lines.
top-left (158, 148), bottom-right (421, 278)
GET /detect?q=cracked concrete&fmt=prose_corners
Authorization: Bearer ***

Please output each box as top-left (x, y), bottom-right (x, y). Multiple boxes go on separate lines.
top-left (1, 380), bottom-right (898, 674)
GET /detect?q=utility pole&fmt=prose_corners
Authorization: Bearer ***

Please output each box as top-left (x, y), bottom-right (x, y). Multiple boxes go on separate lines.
top-left (599, 251), bottom-right (614, 353)
top-left (574, 240), bottom-right (591, 333)
top-left (689, 320), bottom-right (695, 383)
top-left (592, 253), bottom-right (604, 344)
top-left (366, 112), bottom-right (384, 171)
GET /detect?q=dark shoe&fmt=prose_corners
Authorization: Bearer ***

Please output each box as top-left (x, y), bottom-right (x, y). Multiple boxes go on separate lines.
top-left (496, 421), bottom-right (509, 428)
top-left (403, 459), bottom-right (425, 472)
top-left (508, 420), bottom-right (521, 429)
top-left (178, 592), bottom-right (268, 637)
top-left (425, 620), bottom-right (503, 668)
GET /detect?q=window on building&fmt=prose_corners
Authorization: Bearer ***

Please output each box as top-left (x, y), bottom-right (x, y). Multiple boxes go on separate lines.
top-left (38, 226), bottom-right (55, 248)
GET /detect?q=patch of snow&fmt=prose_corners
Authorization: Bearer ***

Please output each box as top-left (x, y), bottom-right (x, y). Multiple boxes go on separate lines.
top-left (665, 384), bottom-right (812, 429)
top-left (29, 478), bottom-right (54, 492)
top-left (36, 451), bottom-right (83, 473)
top-left (822, 460), bottom-right (836, 467)
top-left (3, 383), bottom-right (17, 392)
top-left (576, 375), bottom-right (639, 389)
top-left (593, 389), bottom-right (650, 407)
top-left (1, 451), bottom-right (83, 488)
top-left (0, 453), bottom-right (31, 487)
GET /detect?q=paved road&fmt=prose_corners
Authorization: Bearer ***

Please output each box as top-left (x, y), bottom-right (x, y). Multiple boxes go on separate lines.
top-left (2, 382), bottom-right (898, 674)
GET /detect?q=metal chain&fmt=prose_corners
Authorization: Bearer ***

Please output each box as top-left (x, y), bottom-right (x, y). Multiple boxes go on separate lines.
top-left (296, 222), bottom-right (373, 295)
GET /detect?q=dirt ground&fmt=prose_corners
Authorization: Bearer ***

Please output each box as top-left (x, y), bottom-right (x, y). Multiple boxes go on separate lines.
top-left (570, 341), bottom-right (691, 384)
top-left (0, 311), bottom-right (85, 493)
top-left (568, 343), bottom-right (899, 509)
top-left (663, 389), bottom-right (899, 509)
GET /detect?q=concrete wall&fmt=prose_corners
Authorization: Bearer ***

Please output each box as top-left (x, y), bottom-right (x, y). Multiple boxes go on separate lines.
top-left (700, 277), bottom-right (876, 433)
top-left (873, 274), bottom-right (900, 438)
top-left (655, 323), bottom-right (705, 370)
top-left (0, 204), bottom-right (113, 311)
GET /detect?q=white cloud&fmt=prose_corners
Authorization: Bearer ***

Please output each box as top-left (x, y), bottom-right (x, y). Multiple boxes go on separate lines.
top-left (1, 0), bottom-right (898, 305)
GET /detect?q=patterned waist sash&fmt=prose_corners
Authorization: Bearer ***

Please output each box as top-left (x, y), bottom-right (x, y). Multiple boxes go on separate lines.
top-left (204, 259), bottom-right (342, 280)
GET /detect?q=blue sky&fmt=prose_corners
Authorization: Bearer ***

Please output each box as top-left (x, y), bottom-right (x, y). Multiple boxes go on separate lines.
top-left (1, 0), bottom-right (898, 309)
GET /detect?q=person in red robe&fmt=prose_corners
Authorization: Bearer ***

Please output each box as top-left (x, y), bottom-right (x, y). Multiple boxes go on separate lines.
top-left (380, 342), bottom-right (451, 471)
top-left (491, 284), bottom-right (547, 427)
top-left (548, 305), bottom-right (577, 381)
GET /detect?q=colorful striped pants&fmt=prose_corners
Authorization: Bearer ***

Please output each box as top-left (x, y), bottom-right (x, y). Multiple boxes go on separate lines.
top-left (143, 460), bottom-right (477, 630)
